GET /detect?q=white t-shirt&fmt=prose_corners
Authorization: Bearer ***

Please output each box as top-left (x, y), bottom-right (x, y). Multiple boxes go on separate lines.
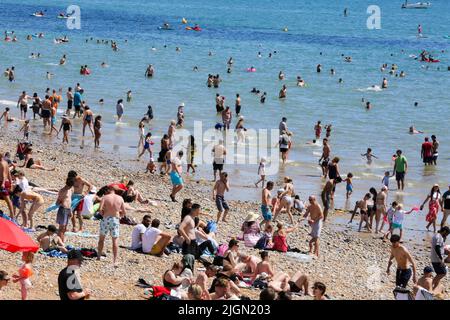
top-left (392, 210), bottom-right (406, 225)
top-left (130, 224), bottom-right (147, 250)
top-left (80, 194), bottom-right (95, 217)
top-left (142, 227), bottom-right (162, 253)
top-left (17, 177), bottom-right (30, 192)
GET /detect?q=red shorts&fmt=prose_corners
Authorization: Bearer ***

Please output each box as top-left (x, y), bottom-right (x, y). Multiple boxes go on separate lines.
top-left (0, 180), bottom-right (11, 197)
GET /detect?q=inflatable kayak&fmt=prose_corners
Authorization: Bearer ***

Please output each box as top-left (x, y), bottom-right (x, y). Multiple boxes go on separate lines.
top-left (186, 27), bottom-right (202, 31)
top-left (57, 15), bottom-right (70, 19)
top-left (31, 13), bottom-right (44, 17)
top-left (157, 26), bottom-right (173, 30)
top-left (421, 58), bottom-right (440, 63)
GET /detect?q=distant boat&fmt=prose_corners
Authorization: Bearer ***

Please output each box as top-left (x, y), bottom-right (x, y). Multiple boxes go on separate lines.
top-left (401, 1), bottom-right (431, 9)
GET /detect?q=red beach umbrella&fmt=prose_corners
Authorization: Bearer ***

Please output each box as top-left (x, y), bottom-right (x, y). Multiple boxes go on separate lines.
top-left (0, 218), bottom-right (39, 253)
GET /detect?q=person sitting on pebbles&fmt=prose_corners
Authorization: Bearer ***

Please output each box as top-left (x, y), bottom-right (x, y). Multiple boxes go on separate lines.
top-left (37, 224), bottom-right (69, 253)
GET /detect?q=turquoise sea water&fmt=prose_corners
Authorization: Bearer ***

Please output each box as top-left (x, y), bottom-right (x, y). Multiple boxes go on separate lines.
top-left (0, 0), bottom-right (449, 239)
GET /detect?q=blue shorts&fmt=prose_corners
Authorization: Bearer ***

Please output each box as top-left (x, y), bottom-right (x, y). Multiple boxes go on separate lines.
top-left (346, 184), bottom-right (353, 192)
top-left (261, 205), bottom-right (272, 221)
top-left (170, 171), bottom-right (183, 186)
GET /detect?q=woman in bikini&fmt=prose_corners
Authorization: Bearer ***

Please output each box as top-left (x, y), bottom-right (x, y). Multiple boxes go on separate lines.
top-left (82, 106), bottom-right (94, 137)
top-left (273, 177), bottom-right (295, 224)
top-left (21, 148), bottom-right (55, 171)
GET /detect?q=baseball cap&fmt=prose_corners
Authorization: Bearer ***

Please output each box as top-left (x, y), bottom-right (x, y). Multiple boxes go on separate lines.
top-left (67, 249), bottom-right (84, 262)
top-left (423, 266), bottom-right (433, 274)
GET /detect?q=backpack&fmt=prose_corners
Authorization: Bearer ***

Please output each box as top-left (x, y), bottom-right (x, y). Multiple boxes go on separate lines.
top-left (216, 243), bottom-right (228, 257)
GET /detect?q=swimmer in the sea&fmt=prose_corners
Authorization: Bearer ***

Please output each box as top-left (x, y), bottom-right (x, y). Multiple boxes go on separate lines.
top-left (366, 101), bottom-right (371, 110)
top-left (409, 126), bottom-right (423, 134)
top-left (59, 54), bottom-right (66, 65)
top-left (278, 71), bottom-right (285, 80)
top-left (361, 148), bottom-right (378, 164)
top-left (381, 77), bottom-right (388, 89)
top-left (296, 76), bottom-right (305, 87)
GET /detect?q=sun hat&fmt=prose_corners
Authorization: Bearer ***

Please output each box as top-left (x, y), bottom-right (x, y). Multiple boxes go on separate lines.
top-left (245, 211), bottom-right (259, 222)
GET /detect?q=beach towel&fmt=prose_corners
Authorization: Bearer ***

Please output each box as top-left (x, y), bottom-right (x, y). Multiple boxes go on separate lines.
top-left (64, 231), bottom-right (99, 238)
top-left (285, 252), bottom-right (313, 263)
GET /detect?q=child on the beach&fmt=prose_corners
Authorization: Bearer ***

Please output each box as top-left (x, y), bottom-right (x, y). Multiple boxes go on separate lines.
top-left (19, 120), bottom-right (30, 140)
top-left (271, 189), bottom-right (283, 215)
top-left (382, 201), bottom-right (398, 240)
top-left (12, 252), bottom-right (34, 300)
top-left (145, 157), bottom-right (156, 174)
top-left (254, 157), bottom-right (266, 188)
top-left (293, 195), bottom-right (305, 214)
top-left (391, 203), bottom-right (416, 240)
top-left (361, 148), bottom-right (378, 164)
top-left (381, 171), bottom-right (394, 189)
top-left (0, 107), bottom-right (14, 122)
top-left (343, 172), bottom-right (353, 198)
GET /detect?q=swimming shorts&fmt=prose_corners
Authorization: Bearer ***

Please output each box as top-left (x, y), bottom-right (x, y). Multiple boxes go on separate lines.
top-left (346, 184), bottom-right (353, 192)
top-left (392, 222), bottom-right (402, 230)
top-left (213, 161), bottom-right (224, 171)
top-left (51, 116), bottom-right (56, 125)
top-left (261, 204), bottom-right (272, 221)
top-left (395, 171), bottom-right (405, 181)
top-left (67, 99), bottom-right (73, 109)
top-left (288, 280), bottom-right (301, 293)
top-left (395, 268), bottom-right (412, 288)
top-left (71, 194), bottom-right (84, 211)
top-left (432, 262), bottom-right (447, 275)
top-left (216, 195), bottom-right (229, 212)
top-left (169, 171), bottom-right (183, 186)
top-left (0, 180), bottom-right (11, 197)
top-left (310, 219), bottom-right (323, 238)
top-left (41, 109), bottom-right (51, 119)
top-left (280, 147), bottom-right (288, 153)
top-left (56, 207), bottom-right (71, 226)
top-left (20, 104), bottom-right (28, 113)
top-left (74, 105), bottom-right (81, 112)
top-left (100, 216), bottom-right (120, 238)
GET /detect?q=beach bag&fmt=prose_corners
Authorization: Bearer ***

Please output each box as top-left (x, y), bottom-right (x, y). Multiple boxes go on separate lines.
top-left (205, 220), bottom-right (217, 234)
top-left (120, 216), bottom-right (137, 225)
top-left (80, 248), bottom-right (98, 258)
top-left (216, 243), bottom-right (228, 257)
top-left (244, 232), bottom-right (261, 248)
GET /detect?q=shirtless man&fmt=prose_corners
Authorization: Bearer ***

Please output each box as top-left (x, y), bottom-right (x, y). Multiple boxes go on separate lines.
top-left (376, 186), bottom-right (388, 234)
top-left (213, 172), bottom-right (230, 223)
top-left (56, 177), bottom-right (74, 242)
top-left (314, 121), bottom-right (322, 140)
top-left (97, 186), bottom-right (126, 266)
top-left (413, 266), bottom-right (435, 297)
top-left (387, 235), bottom-right (417, 289)
top-left (41, 95), bottom-right (52, 130)
top-left (235, 94), bottom-right (241, 116)
top-left (178, 203), bottom-right (201, 256)
top-left (319, 138), bottom-right (331, 178)
top-left (321, 179), bottom-right (334, 222)
top-left (261, 181), bottom-right (274, 228)
top-left (303, 195), bottom-right (324, 257)
top-left (37, 225), bottom-right (68, 253)
top-left (238, 254), bottom-right (261, 278)
top-left (66, 87), bottom-right (74, 116)
top-left (17, 91), bottom-right (32, 119)
top-left (68, 171), bottom-right (92, 232)
top-left (0, 153), bottom-right (14, 216)
top-left (273, 177), bottom-right (295, 224)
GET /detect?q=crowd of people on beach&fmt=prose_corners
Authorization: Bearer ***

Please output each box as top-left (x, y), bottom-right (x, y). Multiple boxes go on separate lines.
top-left (1, 20), bottom-right (449, 301)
